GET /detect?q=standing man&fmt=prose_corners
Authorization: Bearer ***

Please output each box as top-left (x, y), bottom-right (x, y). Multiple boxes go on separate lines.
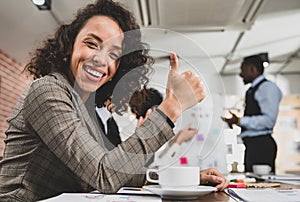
top-left (223, 53), bottom-right (282, 173)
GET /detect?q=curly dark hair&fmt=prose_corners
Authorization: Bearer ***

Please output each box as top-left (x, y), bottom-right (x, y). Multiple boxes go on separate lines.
top-left (24, 0), bottom-right (154, 114)
top-left (129, 86), bottom-right (163, 119)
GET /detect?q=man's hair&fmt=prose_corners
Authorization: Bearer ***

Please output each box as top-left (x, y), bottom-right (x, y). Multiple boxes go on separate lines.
top-left (129, 86), bottom-right (163, 119)
top-left (243, 53), bottom-right (268, 74)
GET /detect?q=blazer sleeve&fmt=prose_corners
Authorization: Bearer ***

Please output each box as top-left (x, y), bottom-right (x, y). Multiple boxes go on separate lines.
top-left (23, 77), bottom-right (174, 193)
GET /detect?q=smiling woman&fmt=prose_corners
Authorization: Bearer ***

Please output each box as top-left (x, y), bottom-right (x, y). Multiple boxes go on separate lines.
top-left (70, 15), bottom-right (124, 101)
top-left (0, 0), bottom-right (224, 201)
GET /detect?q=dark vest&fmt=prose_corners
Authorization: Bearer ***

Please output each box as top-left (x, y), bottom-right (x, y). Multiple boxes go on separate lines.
top-left (242, 78), bottom-right (267, 131)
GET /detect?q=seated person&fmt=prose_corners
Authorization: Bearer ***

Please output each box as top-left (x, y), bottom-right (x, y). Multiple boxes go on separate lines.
top-left (95, 96), bottom-right (121, 147)
top-left (129, 86), bottom-right (197, 167)
top-left (0, 1), bottom-right (227, 200)
top-left (129, 86), bottom-right (163, 127)
top-left (85, 92), bottom-right (121, 148)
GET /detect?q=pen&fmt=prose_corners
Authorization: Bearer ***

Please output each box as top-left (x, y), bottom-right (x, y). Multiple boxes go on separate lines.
top-left (123, 188), bottom-right (143, 191)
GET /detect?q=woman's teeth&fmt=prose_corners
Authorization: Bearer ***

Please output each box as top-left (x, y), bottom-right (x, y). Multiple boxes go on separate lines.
top-left (84, 65), bottom-right (103, 78)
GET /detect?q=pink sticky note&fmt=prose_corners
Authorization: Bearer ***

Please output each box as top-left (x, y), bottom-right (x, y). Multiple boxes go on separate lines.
top-left (180, 157), bottom-right (188, 165)
top-left (197, 134), bottom-right (204, 141)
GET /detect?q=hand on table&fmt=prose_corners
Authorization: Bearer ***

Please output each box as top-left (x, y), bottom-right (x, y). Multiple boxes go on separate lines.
top-left (200, 168), bottom-right (229, 191)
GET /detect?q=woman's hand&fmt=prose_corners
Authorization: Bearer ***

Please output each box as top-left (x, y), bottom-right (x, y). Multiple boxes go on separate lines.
top-left (200, 168), bottom-right (229, 191)
top-left (159, 52), bottom-right (205, 122)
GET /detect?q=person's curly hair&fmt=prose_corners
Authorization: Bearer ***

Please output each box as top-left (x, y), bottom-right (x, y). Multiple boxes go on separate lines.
top-left (129, 86), bottom-right (163, 119)
top-left (24, 0), bottom-right (154, 115)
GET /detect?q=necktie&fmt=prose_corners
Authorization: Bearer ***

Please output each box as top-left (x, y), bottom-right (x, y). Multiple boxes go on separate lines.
top-left (95, 113), bottom-right (121, 147)
top-left (106, 117), bottom-right (121, 146)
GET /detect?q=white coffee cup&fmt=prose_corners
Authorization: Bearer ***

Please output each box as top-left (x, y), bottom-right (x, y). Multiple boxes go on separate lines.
top-left (146, 166), bottom-right (200, 188)
top-left (252, 164), bottom-right (271, 175)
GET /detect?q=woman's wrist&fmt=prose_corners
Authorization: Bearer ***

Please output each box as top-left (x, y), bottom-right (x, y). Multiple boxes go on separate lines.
top-left (155, 108), bottom-right (175, 128)
top-left (158, 99), bottom-right (181, 123)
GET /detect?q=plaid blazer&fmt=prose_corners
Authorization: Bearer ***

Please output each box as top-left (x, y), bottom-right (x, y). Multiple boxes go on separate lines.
top-left (0, 73), bottom-right (174, 201)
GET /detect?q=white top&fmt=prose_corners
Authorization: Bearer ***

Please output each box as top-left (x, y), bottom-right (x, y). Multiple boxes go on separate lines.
top-left (95, 106), bottom-right (112, 134)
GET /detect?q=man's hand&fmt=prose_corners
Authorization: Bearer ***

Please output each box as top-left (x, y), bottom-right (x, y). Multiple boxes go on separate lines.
top-left (172, 125), bottom-right (197, 145)
top-left (222, 111), bottom-right (239, 129)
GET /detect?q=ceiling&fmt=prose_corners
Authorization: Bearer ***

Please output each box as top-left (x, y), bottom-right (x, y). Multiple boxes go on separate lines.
top-left (1, 0), bottom-right (300, 76)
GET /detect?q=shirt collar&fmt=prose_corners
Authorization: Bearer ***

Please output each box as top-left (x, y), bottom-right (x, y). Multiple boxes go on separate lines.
top-left (252, 75), bottom-right (265, 88)
top-left (95, 106), bottom-right (112, 123)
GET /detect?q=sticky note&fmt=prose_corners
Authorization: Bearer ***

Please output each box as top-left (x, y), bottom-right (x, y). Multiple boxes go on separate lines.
top-left (180, 157), bottom-right (188, 165)
top-left (197, 134), bottom-right (204, 141)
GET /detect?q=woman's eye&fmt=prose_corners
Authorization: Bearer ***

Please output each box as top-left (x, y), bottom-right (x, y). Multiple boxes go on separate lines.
top-left (84, 41), bottom-right (98, 49)
top-left (109, 52), bottom-right (120, 60)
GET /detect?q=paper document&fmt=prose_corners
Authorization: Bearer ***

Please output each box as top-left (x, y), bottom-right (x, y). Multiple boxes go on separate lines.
top-left (226, 188), bottom-right (300, 202)
top-left (40, 193), bottom-right (161, 202)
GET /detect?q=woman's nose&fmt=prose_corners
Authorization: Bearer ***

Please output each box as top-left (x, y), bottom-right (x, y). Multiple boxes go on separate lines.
top-left (90, 52), bottom-right (106, 67)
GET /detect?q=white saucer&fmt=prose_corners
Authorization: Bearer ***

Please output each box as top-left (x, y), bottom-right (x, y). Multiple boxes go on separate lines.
top-left (142, 185), bottom-right (217, 200)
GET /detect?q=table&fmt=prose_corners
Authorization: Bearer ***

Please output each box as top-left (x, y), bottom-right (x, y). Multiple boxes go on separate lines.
top-left (42, 183), bottom-right (300, 202)
top-left (163, 191), bottom-right (234, 202)
top-left (162, 183), bottom-right (300, 201)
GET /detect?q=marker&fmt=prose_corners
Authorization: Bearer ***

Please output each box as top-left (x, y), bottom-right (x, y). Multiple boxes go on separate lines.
top-left (228, 183), bottom-right (246, 188)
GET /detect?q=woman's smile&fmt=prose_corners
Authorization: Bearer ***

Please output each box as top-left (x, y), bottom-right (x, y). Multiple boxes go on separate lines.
top-left (83, 63), bottom-right (105, 80)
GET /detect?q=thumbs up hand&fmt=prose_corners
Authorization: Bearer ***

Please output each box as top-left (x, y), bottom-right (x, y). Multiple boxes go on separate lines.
top-left (159, 52), bottom-right (205, 122)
